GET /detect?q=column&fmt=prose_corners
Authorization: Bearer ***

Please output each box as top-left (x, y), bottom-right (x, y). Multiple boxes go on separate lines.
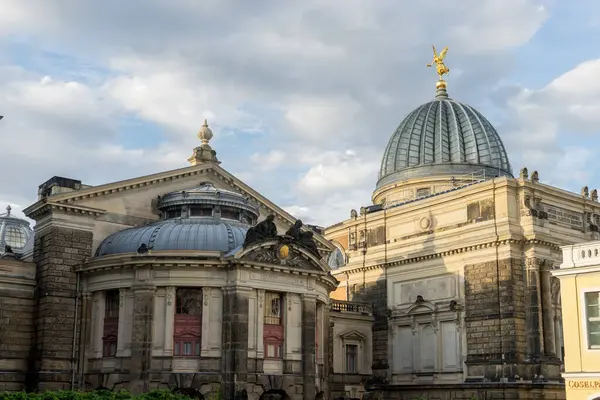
top-left (525, 256), bottom-right (544, 358)
top-left (222, 286), bottom-right (251, 400)
top-left (117, 287), bottom-right (133, 357)
top-left (257, 290), bottom-right (265, 359)
top-left (302, 294), bottom-right (317, 400)
top-left (91, 291), bottom-right (106, 359)
top-left (77, 293), bottom-right (92, 389)
top-left (540, 264), bottom-right (556, 357)
top-left (164, 287), bottom-right (176, 356)
top-left (129, 285), bottom-right (156, 394)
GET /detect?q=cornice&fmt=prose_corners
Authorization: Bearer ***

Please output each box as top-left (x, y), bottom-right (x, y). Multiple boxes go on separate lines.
top-left (79, 252), bottom-right (338, 290)
top-left (25, 201), bottom-right (107, 219)
top-left (332, 237), bottom-right (561, 276)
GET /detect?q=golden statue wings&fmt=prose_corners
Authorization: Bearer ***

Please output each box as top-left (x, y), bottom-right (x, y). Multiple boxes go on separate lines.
top-left (426, 45), bottom-right (450, 80)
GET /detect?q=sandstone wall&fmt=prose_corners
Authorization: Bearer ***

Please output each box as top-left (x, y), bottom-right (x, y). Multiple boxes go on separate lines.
top-left (32, 226), bottom-right (93, 391)
top-left (0, 259), bottom-right (36, 391)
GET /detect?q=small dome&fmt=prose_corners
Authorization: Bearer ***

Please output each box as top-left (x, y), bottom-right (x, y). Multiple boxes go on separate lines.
top-left (95, 183), bottom-right (259, 257)
top-left (0, 205), bottom-right (34, 257)
top-left (377, 86), bottom-right (513, 190)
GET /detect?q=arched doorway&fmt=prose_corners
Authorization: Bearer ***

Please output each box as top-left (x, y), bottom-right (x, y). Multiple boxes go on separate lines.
top-left (259, 389), bottom-right (290, 400)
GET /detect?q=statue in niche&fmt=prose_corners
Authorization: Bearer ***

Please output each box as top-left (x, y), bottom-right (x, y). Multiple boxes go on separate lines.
top-left (243, 214), bottom-right (278, 247)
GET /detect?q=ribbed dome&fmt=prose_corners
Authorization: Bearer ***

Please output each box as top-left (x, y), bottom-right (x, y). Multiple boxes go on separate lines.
top-left (376, 87), bottom-right (513, 189)
top-left (95, 219), bottom-right (248, 256)
top-left (95, 182), bottom-right (259, 257)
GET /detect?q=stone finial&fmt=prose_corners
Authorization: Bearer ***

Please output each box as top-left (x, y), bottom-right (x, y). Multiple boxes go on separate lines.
top-left (5, 205), bottom-right (11, 216)
top-left (188, 119), bottom-right (220, 165)
top-left (519, 167), bottom-right (529, 180)
top-left (582, 186), bottom-right (590, 198)
top-left (592, 189), bottom-right (598, 202)
top-left (531, 171), bottom-right (539, 184)
top-left (197, 119), bottom-right (214, 145)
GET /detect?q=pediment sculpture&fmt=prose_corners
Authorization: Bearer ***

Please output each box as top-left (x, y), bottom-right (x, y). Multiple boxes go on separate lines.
top-left (243, 214), bottom-right (278, 247)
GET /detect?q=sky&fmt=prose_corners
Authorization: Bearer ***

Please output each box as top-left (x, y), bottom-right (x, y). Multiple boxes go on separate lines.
top-left (1, 0), bottom-right (599, 227)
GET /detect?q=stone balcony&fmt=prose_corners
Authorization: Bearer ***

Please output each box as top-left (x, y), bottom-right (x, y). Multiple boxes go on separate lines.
top-left (330, 300), bottom-right (373, 315)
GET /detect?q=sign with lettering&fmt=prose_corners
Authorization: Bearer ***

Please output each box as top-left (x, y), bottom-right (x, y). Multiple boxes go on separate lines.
top-left (567, 380), bottom-right (600, 389)
top-left (543, 204), bottom-right (582, 230)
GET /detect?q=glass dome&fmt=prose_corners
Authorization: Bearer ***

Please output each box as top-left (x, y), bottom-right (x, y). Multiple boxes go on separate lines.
top-left (0, 205), bottom-right (34, 257)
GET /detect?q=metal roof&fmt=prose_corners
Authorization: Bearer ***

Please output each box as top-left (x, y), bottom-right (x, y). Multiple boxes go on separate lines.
top-left (377, 87), bottom-right (513, 189)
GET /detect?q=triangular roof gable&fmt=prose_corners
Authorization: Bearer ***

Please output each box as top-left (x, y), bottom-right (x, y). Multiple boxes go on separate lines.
top-left (24, 162), bottom-right (334, 251)
top-left (339, 329), bottom-right (366, 341)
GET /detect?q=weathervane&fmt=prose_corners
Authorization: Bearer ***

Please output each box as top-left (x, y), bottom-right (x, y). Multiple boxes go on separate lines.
top-left (426, 45), bottom-right (450, 88)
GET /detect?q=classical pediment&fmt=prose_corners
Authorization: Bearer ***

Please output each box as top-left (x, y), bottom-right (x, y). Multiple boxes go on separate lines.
top-left (339, 329), bottom-right (366, 341)
top-left (233, 238), bottom-right (330, 273)
top-left (23, 162), bottom-right (334, 252)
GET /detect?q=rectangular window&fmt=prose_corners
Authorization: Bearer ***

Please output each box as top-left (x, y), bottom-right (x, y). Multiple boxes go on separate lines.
top-left (263, 292), bottom-right (284, 359)
top-left (264, 293), bottom-right (282, 325)
top-left (105, 290), bottom-right (120, 318)
top-left (265, 343), bottom-right (283, 359)
top-left (102, 290), bottom-right (120, 357)
top-left (345, 344), bottom-right (358, 373)
top-left (586, 291), bottom-right (600, 348)
top-left (173, 288), bottom-right (203, 357)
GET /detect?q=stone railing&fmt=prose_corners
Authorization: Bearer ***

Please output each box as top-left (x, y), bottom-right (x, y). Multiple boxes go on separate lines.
top-left (330, 300), bottom-right (372, 315)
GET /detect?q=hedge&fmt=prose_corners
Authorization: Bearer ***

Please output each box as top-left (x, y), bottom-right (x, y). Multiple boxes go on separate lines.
top-left (0, 389), bottom-right (197, 400)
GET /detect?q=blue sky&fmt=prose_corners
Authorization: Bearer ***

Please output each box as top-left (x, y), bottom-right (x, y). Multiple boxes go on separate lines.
top-left (0, 0), bottom-right (599, 226)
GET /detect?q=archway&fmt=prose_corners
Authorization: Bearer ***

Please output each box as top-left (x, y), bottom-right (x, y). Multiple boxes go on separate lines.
top-left (259, 389), bottom-right (290, 400)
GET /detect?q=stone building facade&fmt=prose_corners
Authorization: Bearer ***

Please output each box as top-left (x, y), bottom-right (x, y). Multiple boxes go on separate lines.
top-left (323, 79), bottom-right (597, 399)
top-left (0, 123), bottom-right (344, 400)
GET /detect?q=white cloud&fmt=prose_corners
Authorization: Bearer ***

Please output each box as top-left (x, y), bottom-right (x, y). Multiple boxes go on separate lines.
top-left (250, 150), bottom-right (287, 171)
top-left (0, 0), bottom-right (571, 228)
top-left (501, 58), bottom-right (600, 189)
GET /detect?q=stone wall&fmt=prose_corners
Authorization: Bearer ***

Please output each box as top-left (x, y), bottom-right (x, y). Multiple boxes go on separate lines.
top-left (464, 258), bottom-right (528, 380)
top-left (370, 382), bottom-right (565, 400)
top-left (31, 226), bottom-right (93, 391)
top-left (350, 278), bottom-right (388, 374)
top-left (0, 260), bottom-right (36, 391)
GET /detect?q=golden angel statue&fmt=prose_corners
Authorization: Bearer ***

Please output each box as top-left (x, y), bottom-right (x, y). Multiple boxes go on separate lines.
top-left (426, 45), bottom-right (449, 80)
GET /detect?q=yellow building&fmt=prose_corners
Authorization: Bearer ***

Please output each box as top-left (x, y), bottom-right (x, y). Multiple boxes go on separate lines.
top-left (554, 243), bottom-right (600, 400)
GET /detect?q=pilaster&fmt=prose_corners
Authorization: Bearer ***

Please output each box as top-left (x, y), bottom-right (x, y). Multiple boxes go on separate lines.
top-left (129, 285), bottom-right (156, 394)
top-left (221, 286), bottom-right (251, 400)
top-left (302, 294), bottom-right (317, 400)
top-left (91, 291), bottom-right (106, 359)
top-left (117, 287), bottom-right (133, 357)
top-left (164, 286), bottom-right (176, 356)
top-left (525, 256), bottom-right (544, 358)
top-left (540, 263), bottom-right (556, 357)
